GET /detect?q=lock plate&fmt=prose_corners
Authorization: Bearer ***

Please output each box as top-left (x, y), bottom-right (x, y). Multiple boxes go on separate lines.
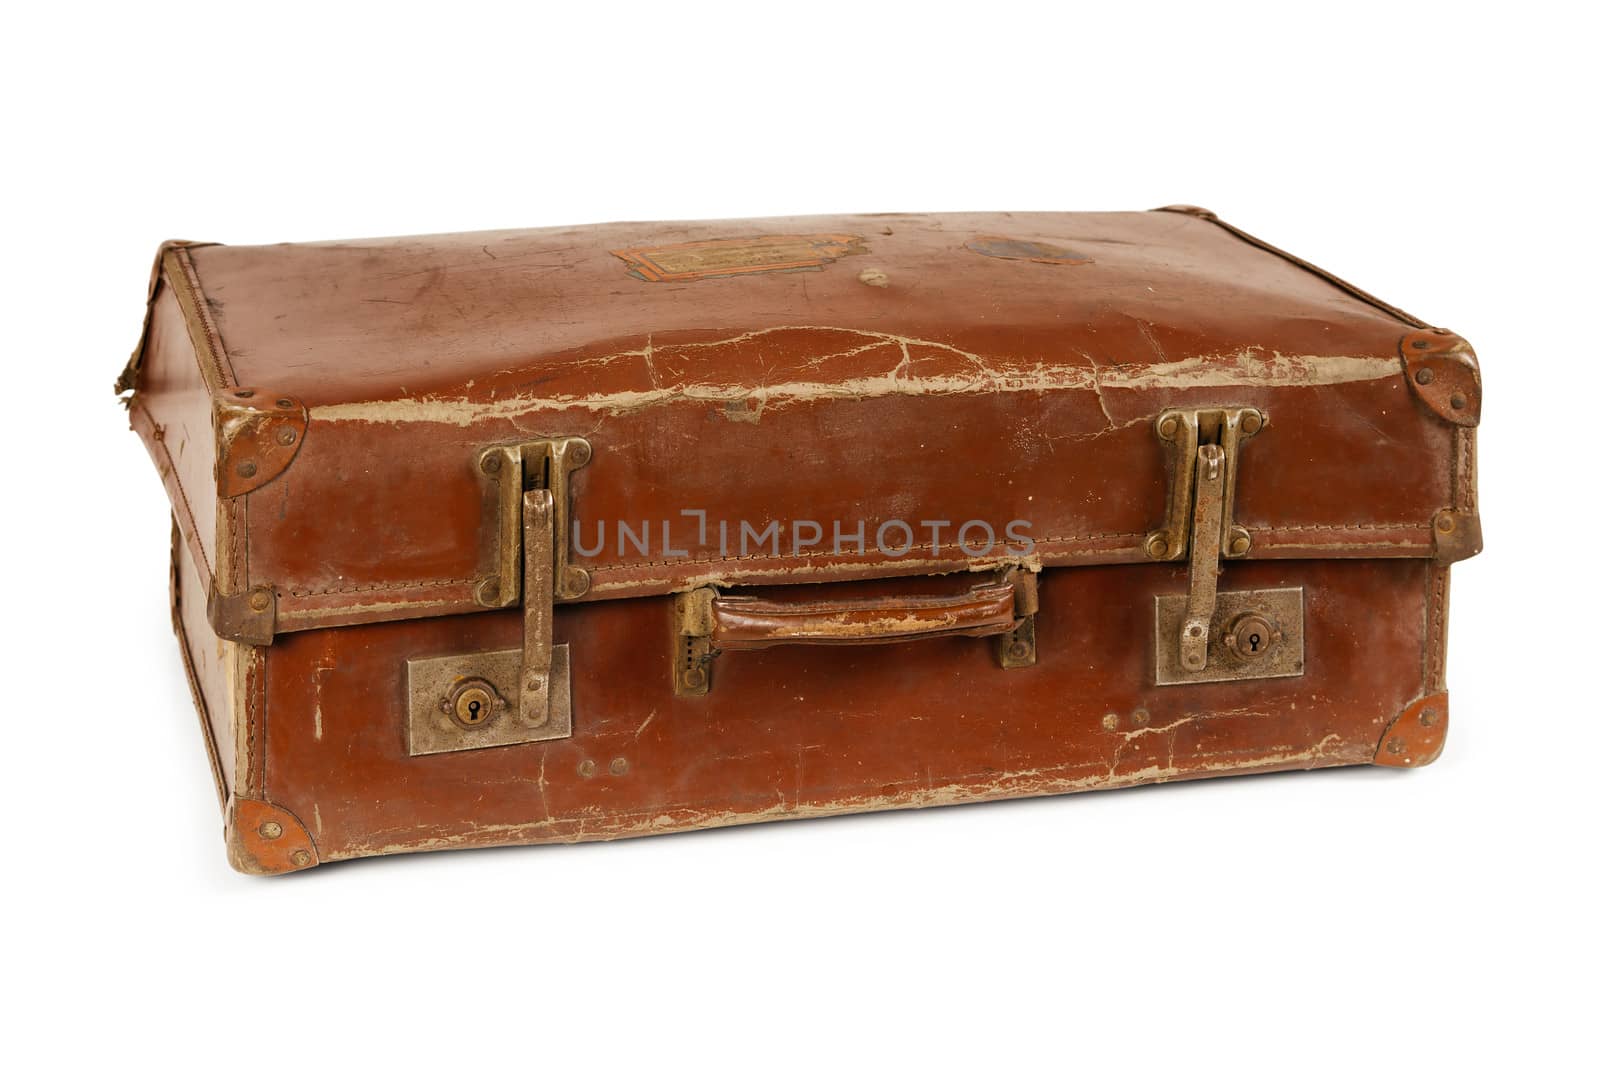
top-left (1154, 587), bottom-right (1304, 686)
top-left (406, 646), bottom-right (573, 755)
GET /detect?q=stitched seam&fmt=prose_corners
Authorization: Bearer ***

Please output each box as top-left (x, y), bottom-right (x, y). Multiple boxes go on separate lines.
top-left (589, 539), bottom-right (1079, 574)
top-left (272, 523), bottom-right (1435, 595)
top-left (285, 577), bottom-right (475, 598)
top-left (173, 246), bottom-right (235, 388)
top-left (1427, 566), bottom-right (1448, 693)
top-left (1262, 523), bottom-right (1431, 533)
top-left (246, 651), bottom-right (261, 797)
top-left (1459, 427), bottom-right (1477, 512)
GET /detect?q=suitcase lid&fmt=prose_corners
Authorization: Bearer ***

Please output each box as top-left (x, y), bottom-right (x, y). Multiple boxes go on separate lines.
top-left (122, 208), bottom-right (1481, 642)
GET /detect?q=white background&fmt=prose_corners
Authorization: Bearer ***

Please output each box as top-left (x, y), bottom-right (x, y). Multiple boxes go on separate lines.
top-left (5, 3), bottom-right (1593, 1063)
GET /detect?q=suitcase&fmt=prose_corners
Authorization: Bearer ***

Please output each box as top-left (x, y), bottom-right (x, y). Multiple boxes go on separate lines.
top-left (118, 207), bottom-right (1483, 874)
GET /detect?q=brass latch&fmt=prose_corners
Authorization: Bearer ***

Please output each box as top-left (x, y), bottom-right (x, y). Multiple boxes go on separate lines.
top-left (404, 438), bottom-right (589, 755)
top-left (1147, 409), bottom-right (1305, 686)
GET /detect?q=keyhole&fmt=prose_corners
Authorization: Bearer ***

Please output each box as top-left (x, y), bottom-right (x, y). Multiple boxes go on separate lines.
top-left (449, 682), bottom-right (499, 728)
top-left (1248, 633), bottom-right (1261, 653)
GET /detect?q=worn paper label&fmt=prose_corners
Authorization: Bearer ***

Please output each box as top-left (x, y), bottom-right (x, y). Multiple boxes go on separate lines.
top-left (612, 234), bottom-right (867, 281)
top-left (965, 236), bottom-right (1093, 265)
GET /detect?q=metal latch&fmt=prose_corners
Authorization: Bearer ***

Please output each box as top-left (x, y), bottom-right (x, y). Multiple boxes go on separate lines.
top-left (1146, 409), bottom-right (1304, 686)
top-left (404, 438), bottom-right (590, 755)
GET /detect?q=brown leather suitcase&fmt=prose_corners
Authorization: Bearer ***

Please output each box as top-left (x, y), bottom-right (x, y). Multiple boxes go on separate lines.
top-left (119, 207), bottom-right (1483, 874)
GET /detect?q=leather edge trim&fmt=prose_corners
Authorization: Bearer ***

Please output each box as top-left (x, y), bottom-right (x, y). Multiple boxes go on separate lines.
top-left (225, 797), bottom-right (320, 876)
top-left (164, 245), bottom-right (236, 391)
top-left (170, 519), bottom-right (227, 810)
top-left (113, 240), bottom-right (219, 397)
top-left (129, 400), bottom-right (215, 593)
top-left (1151, 206), bottom-right (1428, 329)
top-left (1374, 692), bottom-right (1449, 768)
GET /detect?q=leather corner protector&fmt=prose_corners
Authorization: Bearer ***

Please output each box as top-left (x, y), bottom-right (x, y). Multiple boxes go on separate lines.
top-left (1401, 328), bottom-right (1481, 426)
top-left (226, 797), bottom-right (320, 875)
top-left (1374, 692), bottom-right (1449, 768)
top-left (216, 389), bottom-right (307, 497)
top-left (208, 584), bottom-right (277, 645)
top-left (1432, 509), bottom-right (1483, 564)
top-left (1152, 204), bottom-right (1218, 219)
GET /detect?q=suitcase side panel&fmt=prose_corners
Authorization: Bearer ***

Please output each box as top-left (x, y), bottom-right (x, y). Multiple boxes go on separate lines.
top-left (257, 557), bottom-right (1436, 864)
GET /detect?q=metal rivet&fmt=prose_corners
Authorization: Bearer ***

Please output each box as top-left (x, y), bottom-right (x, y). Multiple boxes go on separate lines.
top-left (1101, 713), bottom-right (1119, 731)
top-left (276, 427), bottom-right (298, 446)
top-left (1414, 367), bottom-right (1435, 385)
top-left (1131, 709), bottom-right (1150, 727)
top-left (1411, 339), bottom-right (1430, 350)
top-left (1229, 533), bottom-right (1251, 555)
top-left (258, 821), bottom-right (283, 840)
top-left (1239, 410), bottom-right (1263, 435)
top-left (248, 590), bottom-right (271, 612)
top-left (564, 568), bottom-right (592, 598)
top-left (1386, 738), bottom-right (1407, 755)
top-left (609, 757), bottom-right (629, 776)
top-left (683, 667), bottom-right (707, 688)
top-left (1009, 640), bottom-right (1030, 660)
top-left (1157, 415), bottom-right (1180, 440)
top-left (234, 388), bottom-right (255, 398)
top-left (567, 440), bottom-right (592, 466)
top-left (526, 676), bottom-right (543, 692)
top-left (290, 849), bottom-right (312, 867)
top-left (1450, 392), bottom-right (1467, 410)
top-left (480, 453), bottom-right (502, 475)
top-left (1420, 708), bottom-right (1440, 728)
top-left (275, 398), bottom-right (294, 409)
top-left (1145, 534), bottom-right (1170, 559)
top-left (1435, 514), bottom-right (1455, 533)
top-left (577, 759), bottom-right (596, 778)
top-left (475, 577), bottom-right (501, 604)
top-left (236, 459), bottom-right (258, 478)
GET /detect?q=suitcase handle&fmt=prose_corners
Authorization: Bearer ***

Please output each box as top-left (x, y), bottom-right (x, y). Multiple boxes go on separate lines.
top-left (672, 571), bottom-right (1038, 693)
top-left (710, 578), bottom-right (1022, 650)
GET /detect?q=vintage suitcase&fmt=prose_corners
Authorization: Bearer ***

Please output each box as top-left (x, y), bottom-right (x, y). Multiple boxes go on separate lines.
top-left (119, 207), bottom-right (1483, 874)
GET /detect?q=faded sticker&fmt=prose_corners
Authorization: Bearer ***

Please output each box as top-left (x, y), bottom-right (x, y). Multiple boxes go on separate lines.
top-left (965, 236), bottom-right (1093, 266)
top-left (612, 234), bottom-right (867, 282)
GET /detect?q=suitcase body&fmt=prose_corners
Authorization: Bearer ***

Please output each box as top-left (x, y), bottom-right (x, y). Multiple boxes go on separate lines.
top-left (122, 208), bottom-right (1482, 873)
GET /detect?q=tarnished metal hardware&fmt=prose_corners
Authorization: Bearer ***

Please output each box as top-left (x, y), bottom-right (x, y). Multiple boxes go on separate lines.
top-left (673, 569), bottom-right (1039, 696)
top-left (1147, 407), bottom-right (1296, 682)
top-left (1179, 443), bottom-right (1226, 671)
top-left (207, 584), bottom-right (277, 646)
top-left (406, 444), bottom-right (585, 754)
top-left (1155, 588), bottom-right (1304, 686)
top-left (407, 647), bottom-right (573, 755)
top-left (445, 678), bottom-right (506, 728)
top-left (1224, 612), bottom-right (1280, 660)
top-left (475, 437), bottom-right (591, 609)
top-left (673, 587), bottom-right (716, 697)
top-left (1145, 408), bottom-right (1262, 565)
top-left (1432, 507), bottom-right (1484, 564)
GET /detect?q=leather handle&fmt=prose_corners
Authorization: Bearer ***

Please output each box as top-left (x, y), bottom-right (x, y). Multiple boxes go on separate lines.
top-left (709, 577), bottom-right (1025, 652)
